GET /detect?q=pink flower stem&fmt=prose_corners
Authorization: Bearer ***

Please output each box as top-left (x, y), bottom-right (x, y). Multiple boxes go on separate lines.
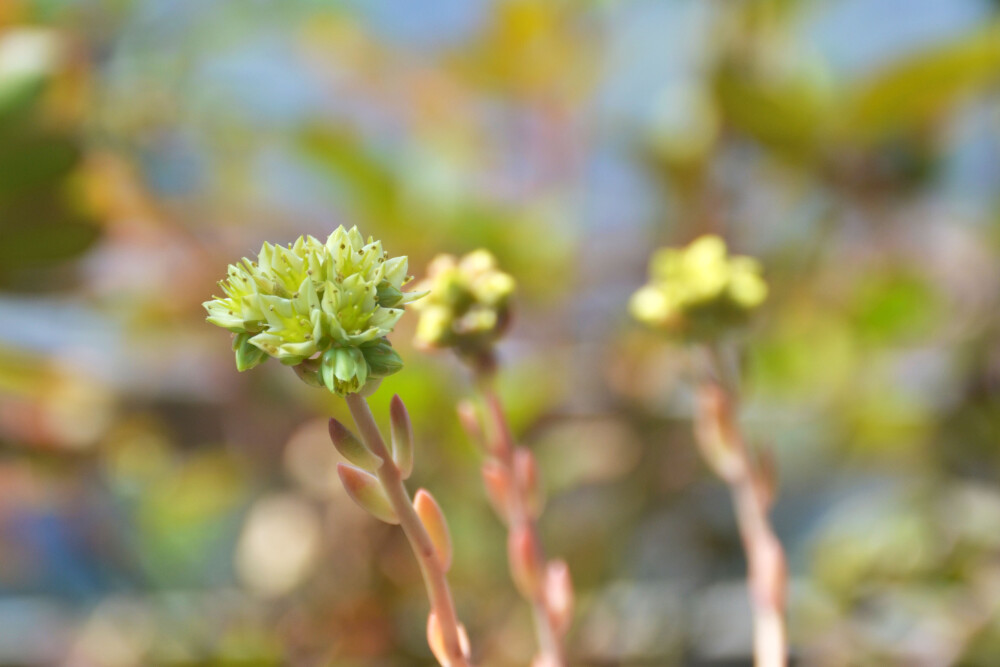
top-left (696, 344), bottom-right (787, 667)
top-left (344, 392), bottom-right (471, 667)
top-left (477, 375), bottom-right (569, 666)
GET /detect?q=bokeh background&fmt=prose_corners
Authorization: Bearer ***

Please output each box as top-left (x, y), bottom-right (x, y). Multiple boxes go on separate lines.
top-left (2, 0), bottom-right (1000, 664)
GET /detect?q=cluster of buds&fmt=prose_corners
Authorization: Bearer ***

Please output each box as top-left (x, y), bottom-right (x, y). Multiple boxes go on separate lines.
top-left (203, 226), bottom-right (425, 395)
top-left (411, 250), bottom-right (516, 360)
top-left (629, 235), bottom-right (767, 340)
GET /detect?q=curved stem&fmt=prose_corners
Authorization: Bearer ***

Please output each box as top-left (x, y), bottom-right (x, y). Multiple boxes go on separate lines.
top-left (344, 392), bottom-right (471, 667)
top-left (478, 378), bottom-right (569, 666)
top-left (698, 345), bottom-right (787, 667)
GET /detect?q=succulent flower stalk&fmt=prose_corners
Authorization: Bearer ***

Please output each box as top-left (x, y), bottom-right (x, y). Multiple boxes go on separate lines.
top-left (341, 393), bottom-right (472, 667)
top-left (631, 238), bottom-right (785, 666)
top-left (203, 226), bottom-right (425, 395)
top-left (694, 351), bottom-right (787, 667)
top-left (629, 234), bottom-right (767, 340)
top-left (415, 249), bottom-right (573, 665)
top-left (204, 229), bottom-right (469, 666)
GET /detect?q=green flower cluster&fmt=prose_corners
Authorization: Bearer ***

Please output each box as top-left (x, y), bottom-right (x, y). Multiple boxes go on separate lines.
top-left (412, 250), bottom-right (516, 356)
top-left (630, 235), bottom-right (767, 339)
top-left (203, 226), bottom-right (425, 395)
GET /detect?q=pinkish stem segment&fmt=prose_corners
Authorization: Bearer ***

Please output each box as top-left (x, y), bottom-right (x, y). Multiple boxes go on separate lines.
top-left (344, 392), bottom-right (471, 667)
top-left (696, 345), bottom-right (787, 667)
top-left (477, 378), bottom-right (570, 666)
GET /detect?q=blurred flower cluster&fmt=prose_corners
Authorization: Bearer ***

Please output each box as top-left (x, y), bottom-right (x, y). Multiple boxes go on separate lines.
top-left (630, 235), bottom-right (767, 340)
top-left (413, 250), bottom-right (516, 358)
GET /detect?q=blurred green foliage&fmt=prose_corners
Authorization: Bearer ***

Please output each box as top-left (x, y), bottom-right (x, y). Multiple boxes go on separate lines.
top-left (0, 26), bottom-right (100, 288)
top-left (0, 0), bottom-right (999, 665)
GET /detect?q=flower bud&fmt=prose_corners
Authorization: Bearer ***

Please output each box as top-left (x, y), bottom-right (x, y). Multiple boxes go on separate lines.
top-left (321, 347), bottom-right (368, 395)
top-left (337, 463), bottom-right (399, 524)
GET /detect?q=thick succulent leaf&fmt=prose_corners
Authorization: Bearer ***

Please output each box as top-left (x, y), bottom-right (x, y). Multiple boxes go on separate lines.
top-left (390, 394), bottom-right (414, 479)
top-left (414, 489), bottom-right (452, 571)
top-left (337, 464), bottom-right (398, 524)
top-left (329, 418), bottom-right (383, 471)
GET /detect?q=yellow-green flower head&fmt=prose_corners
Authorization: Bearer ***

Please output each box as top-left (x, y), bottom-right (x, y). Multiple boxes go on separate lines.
top-left (630, 235), bottom-right (767, 339)
top-left (203, 226), bottom-right (425, 395)
top-left (412, 249), bottom-right (516, 355)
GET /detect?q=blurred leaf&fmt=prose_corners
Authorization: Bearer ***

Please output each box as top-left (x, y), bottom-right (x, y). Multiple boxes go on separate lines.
top-left (0, 344), bottom-right (50, 395)
top-left (0, 204), bottom-right (99, 266)
top-left (451, 0), bottom-right (588, 96)
top-left (0, 130), bottom-right (79, 195)
top-left (296, 125), bottom-right (400, 226)
top-left (748, 302), bottom-right (857, 400)
top-left (0, 63), bottom-right (99, 286)
top-left (842, 22), bottom-right (1000, 143)
top-left (713, 64), bottom-right (831, 162)
top-left (850, 271), bottom-right (942, 344)
top-left (137, 451), bottom-right (248, 584)
top-left (0, 73), bottom-right (45, 123)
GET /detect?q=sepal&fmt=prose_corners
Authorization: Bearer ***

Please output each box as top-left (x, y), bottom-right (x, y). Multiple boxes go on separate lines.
top-left (362, 338), bottom-right (404, 378)
top-left (233, 333), bottom-right (267, 372)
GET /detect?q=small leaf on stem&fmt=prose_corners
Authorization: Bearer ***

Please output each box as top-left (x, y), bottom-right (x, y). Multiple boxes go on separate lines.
top-left (428, 612), bottom-right (471, 667)
top-left (456, 400), bottom-right (484, 448)
top-left (390, 394), bottom-right (414, 479)
top-left (337, 463), bottom-right (399, 524)
top-left (481, 461), bottom-right (511, 523)
top-left (329, 418), bottom-right (383, 472)
top-left (544, 559), bottom-right (574, 638)
top-left (514, 447), bottom-right (544, 518)
top-left (508, 525), bottom-right (542, 599)
top-left (414, 489), bottom-right (453, 571)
